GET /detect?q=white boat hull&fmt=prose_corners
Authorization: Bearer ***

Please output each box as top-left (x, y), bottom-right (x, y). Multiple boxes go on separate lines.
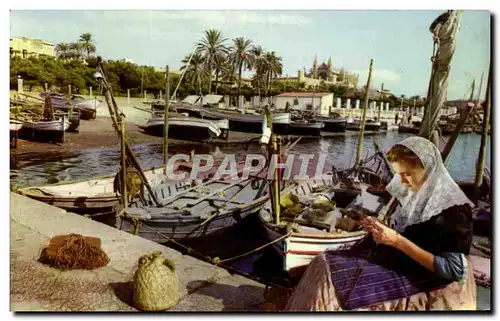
top-left (143, 117), bottom-right (222, 139)
top-left (21, 119), bottom-right (70, 132)
top-left (75, 99), bottom-right (100, 111)
top-left (10, 120), bottom-right (23, 132)
top-left (260, 215), bottom-right (366, 272)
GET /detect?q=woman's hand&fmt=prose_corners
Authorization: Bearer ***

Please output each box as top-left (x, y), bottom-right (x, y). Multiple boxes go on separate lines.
top-left (362, 216), bottom-right (401, 248)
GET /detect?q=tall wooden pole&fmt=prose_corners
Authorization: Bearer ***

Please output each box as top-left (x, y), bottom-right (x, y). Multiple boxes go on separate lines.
top-left (163, 65), bottom-right (170, 175)
top-left (474, 65), bottom-right (491, 202)
top-left (377, 83), bottom-right (384, 121)
top-left (121, 115), bottom-right (128, 209)
top-left (442, 70), bottom-right (484, 163)
top-left (356, 59), bottom-right (374, 167)
top-left (97, 61), bottom-right (161, 206)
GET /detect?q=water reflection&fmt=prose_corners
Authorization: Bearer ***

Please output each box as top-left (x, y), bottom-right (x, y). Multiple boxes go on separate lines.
top-left (10, 133), bottom-right (491, 188)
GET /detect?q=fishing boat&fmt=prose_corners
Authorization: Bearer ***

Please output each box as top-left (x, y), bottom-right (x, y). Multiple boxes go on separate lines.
top-left (17, 166), bottom-right (170, 214)
top-left (201, 109), bottom-right (292, 134)
top-left (54, 110), bottom-right (80, 132)
top-left (116, 177), bottom-right (270, 241)
top-left (398, 124), bottom-right (420, 134)
top-left (311, 115), bottom-right (347, 132)
top-left (140, 115), bottom-right (225, 141)
top-left (258, 173), bottom-right (391, 272)
top-left (258, 148), bottom-right (396, 273)
top-left (10, 119), bottom-right (23, 134)
top-left (72, 95), bottom-right (100, 120)
top-left (346, 119), bottom-right (381, 132)
top-left (20, 118), bottom-right (70, 143)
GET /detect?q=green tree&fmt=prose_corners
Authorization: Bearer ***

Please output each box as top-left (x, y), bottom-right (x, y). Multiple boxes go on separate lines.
top-left (196, 29), bottom-right (229, 94)
top-left (180, 53), bottom-right (208, 95)
top-left (230, 37), bottom-right (253, 102)
top-left (78, 32), bottom-right (97, 59)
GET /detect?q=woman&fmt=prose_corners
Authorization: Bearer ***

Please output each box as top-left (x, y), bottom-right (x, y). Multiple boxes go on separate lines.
top-left (283, 136), bottom-right (477, 311)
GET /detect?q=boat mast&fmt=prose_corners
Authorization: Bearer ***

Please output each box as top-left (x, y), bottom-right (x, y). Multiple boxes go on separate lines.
top-left (95, 58), bottom-right (162, 206)
top-left (355, 59), bottom-right (374, 167)
top-left (163, 65), bottom-right (170, 175)
top-left (474, 65), bottom-right (491, 203)
top-left (419, 10), bottom-right (462, 146)
top-left (442, 70), bottom-right (484, 163)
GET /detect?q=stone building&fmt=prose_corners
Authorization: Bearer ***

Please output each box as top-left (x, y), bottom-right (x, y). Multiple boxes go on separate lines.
top-left (10, 37), bottom-right (55, 58)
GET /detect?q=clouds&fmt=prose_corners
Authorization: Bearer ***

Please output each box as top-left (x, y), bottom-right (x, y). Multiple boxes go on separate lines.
top-left (80, 10), bottom-right (311, 27)
top-left (353, 68), bottom-right (402, 85)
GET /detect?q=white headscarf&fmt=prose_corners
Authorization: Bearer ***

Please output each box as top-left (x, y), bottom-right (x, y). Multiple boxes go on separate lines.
top-left (386, 136), bottom-right (474, 232)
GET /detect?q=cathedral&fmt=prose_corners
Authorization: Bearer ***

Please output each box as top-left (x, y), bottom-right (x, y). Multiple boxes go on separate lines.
top-left (305, 55), bottom-right (359, 87)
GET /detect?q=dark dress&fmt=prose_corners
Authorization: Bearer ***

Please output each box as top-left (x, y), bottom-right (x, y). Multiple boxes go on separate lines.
top-left (325, 204), bottom-right (473, 310)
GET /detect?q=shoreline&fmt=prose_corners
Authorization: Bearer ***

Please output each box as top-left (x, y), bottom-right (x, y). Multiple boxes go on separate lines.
top-left (11, 111), bottom-right (387, 160)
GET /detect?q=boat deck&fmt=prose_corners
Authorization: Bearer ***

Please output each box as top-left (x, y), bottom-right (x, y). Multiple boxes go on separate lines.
top-left (10, 193), bottom-right (266, 312)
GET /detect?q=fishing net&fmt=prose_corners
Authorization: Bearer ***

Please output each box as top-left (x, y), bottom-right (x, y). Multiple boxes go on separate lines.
top-left (336, 152), bottom-right (394, 186)
top-left (38, 234), bottom-right (110, 270)
top-left (132, 251), bottom-right (179, 311)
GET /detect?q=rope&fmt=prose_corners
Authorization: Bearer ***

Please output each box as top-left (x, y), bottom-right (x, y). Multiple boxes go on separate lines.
top-left (83, 211), bottom-right (114, 218)
top-left (132, 219), bottom-right (292, 287)
top-left (217, 231), bottom-right (293, 264)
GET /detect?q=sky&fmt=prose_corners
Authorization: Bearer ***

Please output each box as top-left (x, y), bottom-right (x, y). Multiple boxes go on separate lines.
top-left (9, 10), bottom-right (491, 100)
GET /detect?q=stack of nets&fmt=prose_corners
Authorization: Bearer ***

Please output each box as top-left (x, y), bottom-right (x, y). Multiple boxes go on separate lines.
top-left (38, 234), bottom-right (110, 270)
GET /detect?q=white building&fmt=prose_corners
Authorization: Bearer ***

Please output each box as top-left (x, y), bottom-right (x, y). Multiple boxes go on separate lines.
top-left (275, 92), bottom-right (334, 116)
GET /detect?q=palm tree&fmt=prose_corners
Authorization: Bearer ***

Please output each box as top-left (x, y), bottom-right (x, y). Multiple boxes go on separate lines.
top-left (78, 32), bottom-right (96, 59)
top-left (248, 45), bottom-right (266, 100)
top-left (263, 51), bottom-right (282, 96)
top-left (55, 43), bottom-right (71, 59)
top-left (180, 53), bottom-right (209, 95)
top-left (213, 54), bottom-right (230, 94)
top-left (230, 37), bottom-right (253, 105)
top-left (196, 29), bottom-right (229, 94)
top-left (69, 43), bottom-right (83, 60)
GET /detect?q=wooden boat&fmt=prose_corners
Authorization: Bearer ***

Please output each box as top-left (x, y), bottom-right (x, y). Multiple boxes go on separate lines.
top-left (10, 119), bottom-right (23, 148)
top-left (311, 116), bottom-right (347, 132)
top-left (10, 119), bottom-right (23, 133)
top-left (20, 118), bottom-right (70, 143)
top-left (54, 110), bottom-right (80, 132)
top-left (17, 166), bottom-right (170, 214)
top-left (72, 96), bottom-right (100, 120)
top-left (116, 177), bottom-right (270, 241)
top-left (346, 119), bottom-right (381, 132)
top-left (140, 116), bottom-right (224, 141)
top-left (290, 120), bottom-right (324, 136)
top-left (200, 109), bottom-right (291, 134)
top-left (258, 174), bottom-right (390, 272)
top-left (398, 124), bottom-right (420, 134)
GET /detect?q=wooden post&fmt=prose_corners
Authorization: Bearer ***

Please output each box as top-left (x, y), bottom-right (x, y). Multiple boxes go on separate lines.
top-left (474, 65), bottom-right (491, 203)
top-left (127, 89), bottom-right (131, 104)
top-left (44, 82), bottom-right (48, 92)
top-left (144, 90), bottom-right (147, 100)
top-left (159, 90), bottom-right (162, 101)
top-left (97, 63), bottom-right (161, 206)
top-left (356, 59), bottom-right (374, 167)
top-left (271, 134), bottom-right (280, 226)
top-left (89, 86), bottom-right (93, 97)
top-left (17, 77), bottom-right (23, 93)
top-left (61, 115), bottom-right (65, 144)
top-left (121, 115), bottom-right (128, 209)
top-left (377, 83), bottom-right (384, 121)
top-left (163, 65), bottom-right (170, 175)
top-left (442, 72), bottom-right (484, 163)
top-left (68, 84), bottom-right (72, 97)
